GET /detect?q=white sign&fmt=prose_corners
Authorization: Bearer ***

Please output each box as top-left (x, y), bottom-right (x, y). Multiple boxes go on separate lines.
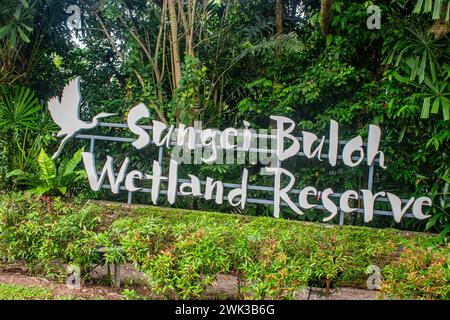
top-left (47, 78), bottom-right (432, 223)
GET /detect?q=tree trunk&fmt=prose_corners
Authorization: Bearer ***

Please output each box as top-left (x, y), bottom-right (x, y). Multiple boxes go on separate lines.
top-left (320, 0), bottom-right (332, 36)
top-left (276, 0), bottom-right (284, 34)
top-left (168, 0), bottom-right (182, 89)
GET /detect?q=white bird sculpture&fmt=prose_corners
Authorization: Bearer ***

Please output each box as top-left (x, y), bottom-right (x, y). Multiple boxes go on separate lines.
top-left (48, 77), bottom-right (116, 159)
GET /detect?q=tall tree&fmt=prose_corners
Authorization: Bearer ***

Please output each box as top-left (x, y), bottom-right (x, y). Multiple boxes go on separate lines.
top-left (168, 0), bottom-right (182, 89)
top-left (320, 0), bottom-right (332, 36)
top-left (276, 0), bottom-right (284, 34)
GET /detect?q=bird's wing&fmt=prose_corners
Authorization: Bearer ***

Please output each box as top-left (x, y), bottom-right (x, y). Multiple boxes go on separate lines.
top-left (60, 77), bottom-right (81, 116)
top-left (47, 97), bottom-right (65, 129)
top-left (47, 77), bottom-right (82, 130)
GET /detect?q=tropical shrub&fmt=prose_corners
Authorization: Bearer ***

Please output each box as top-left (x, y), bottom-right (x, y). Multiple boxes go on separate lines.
top-left (7, 148), bottom-right (86, 196)
top-left (0, 85), bottom-right (55, 189)
top-left (0, 193), bottom-right (100, 277)
top-left (1, 194), bottom-right (446, 299)
top-left (381, 244), bottom-right (450, 299)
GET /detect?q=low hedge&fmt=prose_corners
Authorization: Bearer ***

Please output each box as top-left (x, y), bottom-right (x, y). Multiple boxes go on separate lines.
top-left (0, 193), bottom-right (448, 299)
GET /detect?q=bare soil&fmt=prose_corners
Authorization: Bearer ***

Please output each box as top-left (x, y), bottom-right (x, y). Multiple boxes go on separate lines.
top-left (0, 270), bottom-right (123, 300)
top-left (0, 263), bottom-right (379, 300)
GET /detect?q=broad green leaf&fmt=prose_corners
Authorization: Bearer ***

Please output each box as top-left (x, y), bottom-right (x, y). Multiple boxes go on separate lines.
top-left (441, 97), bottom-right (450, 109)
top-left (74, 170), bottom-right (87, 182)
top-left (20, 0), bottom-right (29, 9)
top-left (424, 76), bottom-right (438, 92)
top-left (57, 187), bottom-right (68, 194)
top-left (418, 51), bottom-right (427, 83)
top-left (424, 0), bottom-right (433, 12)
top-left (62, 148), bottom-right (84, 176)
top-left (408, 57), bottom-right (419, 81)
top-left (442, 174), bottom-right (450, 184)
top-left (33, 186), bottom-right (52, 197)
top-left (384, 51), bottom-right (395, 65)
top-left (431, 97), bottom-right (440, 114)
top-left (442, 98), bottom-right (450, 120)
top-left (0, 25), bottom-right (11, 39)
top-left (413, 0), bottom-right (424, 13)
top-left (14, 6), bottom-right (22, 20)
top-left (432, 0), bottom-right (443, 19)
top-left (57, 157), bottom-right (69, 176)
top-left (17, 26), bottom-right (30, 43)
top-left (395, 45), bottom-right (414, 67)
top-left (421, 97), bottom-right (431, 118)
top-left (6, 169), bottom-right (25, 178)
top-left (11, 29), bottom-right (17, 49)
top-left (429, 56), bottom-right (437, 83)
top-left (438, 225), bottom-right (450, 241)
top-left (20, 23), bottom-right (33, 33)
top-left (425, 213), bottom-right (440, 230)
top-left (38, 148), bottom-right (56, 178)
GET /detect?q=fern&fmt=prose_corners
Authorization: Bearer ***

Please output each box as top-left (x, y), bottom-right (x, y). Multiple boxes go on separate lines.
top-left (38, 148), bottom-right (56, 179)
top-left (7, 148), bottom-right (85, 196)
top-left (61, 148), bottom-right (83, 177)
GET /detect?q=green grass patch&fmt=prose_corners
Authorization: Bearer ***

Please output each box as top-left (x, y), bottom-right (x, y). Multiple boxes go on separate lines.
top-left (0, 283), bottom-right (53, 300)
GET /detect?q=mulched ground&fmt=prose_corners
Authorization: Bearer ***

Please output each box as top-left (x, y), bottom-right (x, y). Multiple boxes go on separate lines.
top-left (0, 270), bottom-right (123, 300)
top-left (0, 263), bottom-right (379, 300)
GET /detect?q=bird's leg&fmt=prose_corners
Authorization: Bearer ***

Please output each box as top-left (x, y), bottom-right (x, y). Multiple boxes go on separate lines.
top-left (51, 134), bottom-right (73, 160)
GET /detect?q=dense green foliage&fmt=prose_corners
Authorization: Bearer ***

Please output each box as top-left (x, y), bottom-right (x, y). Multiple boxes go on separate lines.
top-left (0, 194), bottom-right (448, 299)
top-left (0, 84), bottom-right (56, 189)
